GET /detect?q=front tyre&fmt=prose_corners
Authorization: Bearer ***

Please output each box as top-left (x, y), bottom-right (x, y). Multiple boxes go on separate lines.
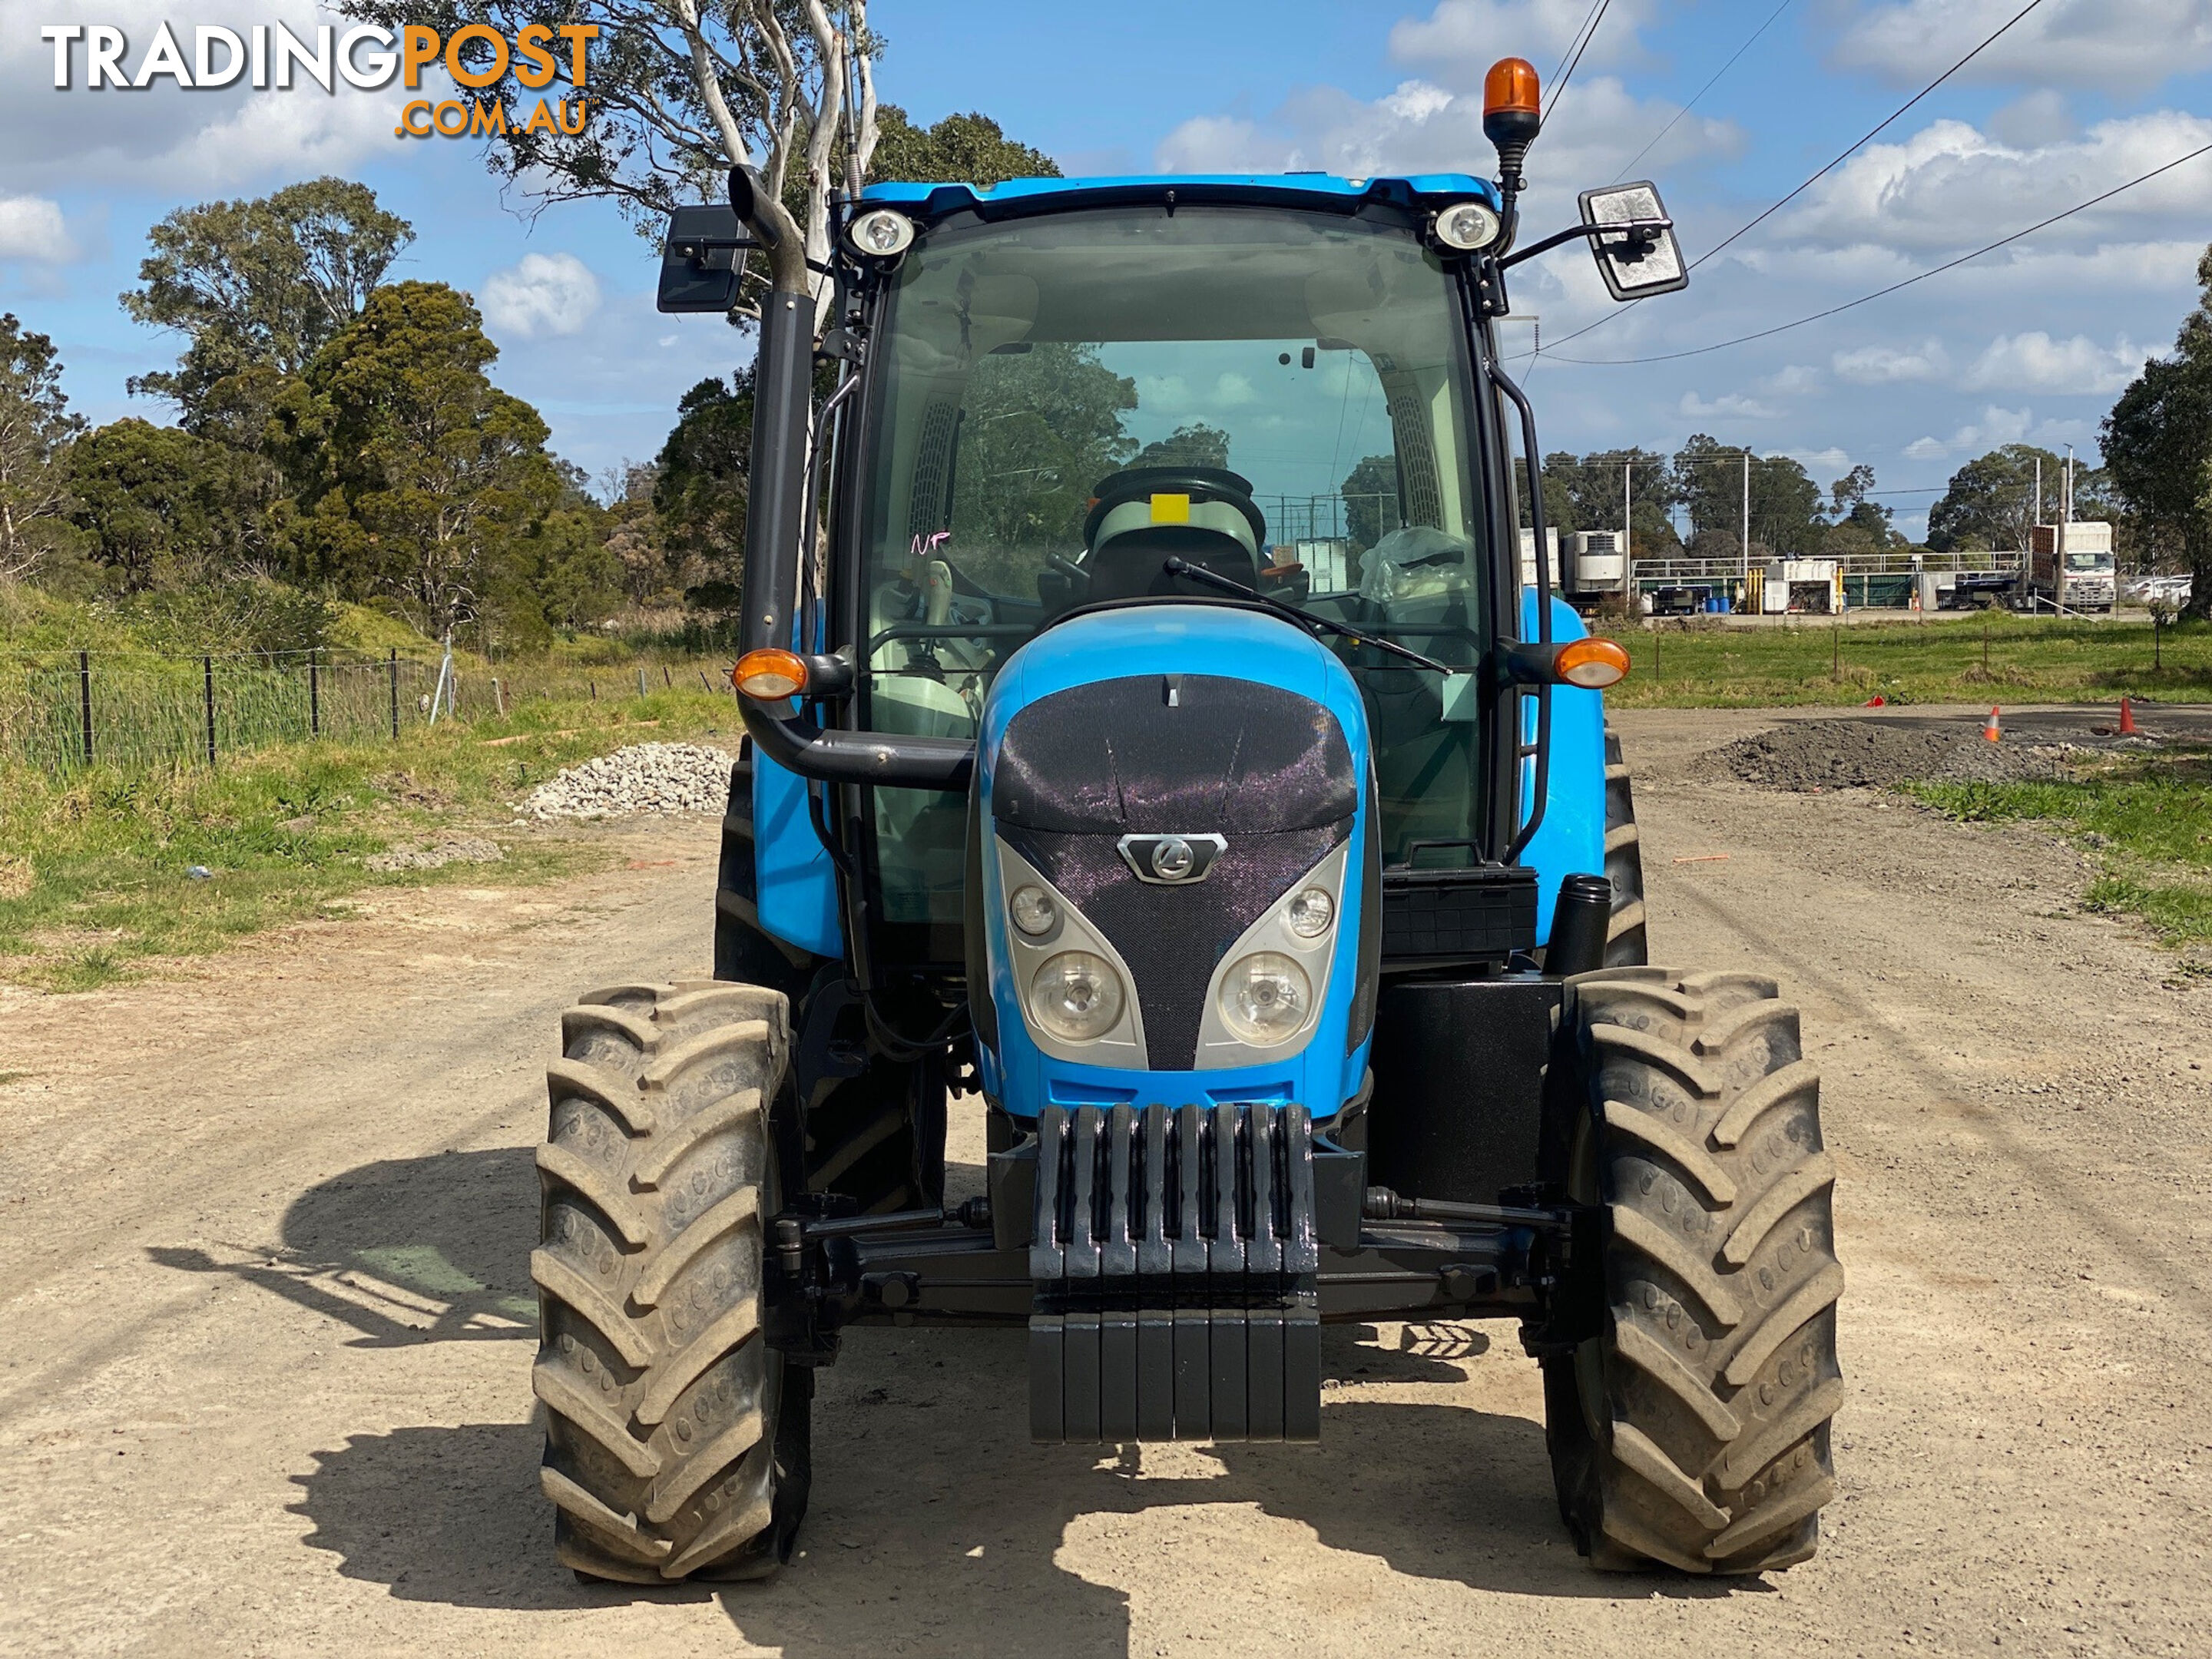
top-left (532, 981), bottom-right (810, 1582)
top-left (1546, 968), bottom-right (1843, 1574)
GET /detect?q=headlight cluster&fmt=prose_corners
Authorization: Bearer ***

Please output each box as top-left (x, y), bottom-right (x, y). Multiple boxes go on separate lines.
top-left (1218, 952), bottom-right (1311, 1044)
top-left (1285, 886), bottom-right (1334, 939)
top-left (1009, 884), bottom-right (1057, 937)
top-left (1005, 862), bottom-right (1340, 1055)
top-left (1028, 951), bottom-right (1124, 1042)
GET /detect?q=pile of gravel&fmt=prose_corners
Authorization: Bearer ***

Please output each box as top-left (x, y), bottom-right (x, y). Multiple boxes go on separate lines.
top-left (366, 836), bottom-right (505, 873)
top-left (523, 741), bottom-right (735, 820)
top-left (1719, 720), bottom-right (2077, 792)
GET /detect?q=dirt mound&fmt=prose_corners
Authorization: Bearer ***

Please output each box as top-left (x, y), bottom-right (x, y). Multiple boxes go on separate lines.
top-left (1719, 719), bottom-right (2076, 791)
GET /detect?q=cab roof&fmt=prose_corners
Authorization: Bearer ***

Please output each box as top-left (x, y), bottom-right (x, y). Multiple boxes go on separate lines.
top-left (856, 173), bottom-right (1502, 224)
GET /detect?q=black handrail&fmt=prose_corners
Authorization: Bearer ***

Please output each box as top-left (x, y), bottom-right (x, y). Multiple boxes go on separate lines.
top-left (1488, 359), bottom-right (1553, 863)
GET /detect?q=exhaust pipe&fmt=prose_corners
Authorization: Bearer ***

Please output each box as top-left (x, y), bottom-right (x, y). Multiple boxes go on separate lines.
top-left (1544, 873), bottom-right (1613, 978)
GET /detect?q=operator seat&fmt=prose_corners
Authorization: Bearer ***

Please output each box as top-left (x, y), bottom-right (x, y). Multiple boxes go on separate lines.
top-left (1071, 466), bottom-right (1269, 605)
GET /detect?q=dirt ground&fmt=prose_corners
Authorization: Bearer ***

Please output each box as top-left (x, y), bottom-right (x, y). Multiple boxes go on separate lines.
top-left (4, 707), bottom-right (2210, 1657)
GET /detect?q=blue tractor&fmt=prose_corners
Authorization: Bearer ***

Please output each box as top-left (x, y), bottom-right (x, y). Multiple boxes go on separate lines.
top-left (531, 58), bottom-right (1842, 1584)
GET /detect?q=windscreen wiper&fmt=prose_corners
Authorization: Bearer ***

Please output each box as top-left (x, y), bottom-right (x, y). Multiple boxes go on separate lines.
top-left (1159, 556), bottom-right (1454, 674)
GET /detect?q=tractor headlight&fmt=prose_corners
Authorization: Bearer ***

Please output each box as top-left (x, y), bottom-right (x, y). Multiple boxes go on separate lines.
top-left (1217, 952), bottom-right (1312, 1045)
top-left (1285, 887), bottom-right (1335, 939)
top-left (1009, 884), bottom-right (1057, 937)
top-left (1433, 200), bottom-right (1502, 252)
top-left (1028, 951), bottom-right (1124, 1042)
top-left (847, 207), bottom-right (916, 257)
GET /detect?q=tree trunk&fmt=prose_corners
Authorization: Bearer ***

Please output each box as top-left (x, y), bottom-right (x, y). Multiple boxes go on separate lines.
top-left (2187, 522), bottom-right (2212, 622)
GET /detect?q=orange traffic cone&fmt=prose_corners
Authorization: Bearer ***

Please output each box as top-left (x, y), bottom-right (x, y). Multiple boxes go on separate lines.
top-left (2118, 697), bottom-right (2138, 736)
top-left (1982, 706), bottom-right (2002, 743)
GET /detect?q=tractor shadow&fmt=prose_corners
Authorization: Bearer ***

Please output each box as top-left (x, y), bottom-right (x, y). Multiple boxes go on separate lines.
top-left (258, 1147), bottom-right (1750, 1641)
top-left (147, 1146), bottom-right (538, 1347)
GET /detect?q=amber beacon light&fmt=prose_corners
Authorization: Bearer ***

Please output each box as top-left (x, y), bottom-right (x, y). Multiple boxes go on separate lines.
top-left (1482, 58), bottom-right (1541, 132)
top-left (1482, 57), bottom-right (1541, 202)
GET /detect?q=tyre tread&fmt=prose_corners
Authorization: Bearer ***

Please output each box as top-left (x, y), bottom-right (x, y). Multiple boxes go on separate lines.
top-left (533, 982), bottom-right (799, 1581)
top-left (1551, 967), bottom-right (1843, 1577)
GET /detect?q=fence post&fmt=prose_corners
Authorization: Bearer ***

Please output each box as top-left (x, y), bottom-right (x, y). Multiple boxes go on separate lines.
top-left (202, 655), bottom-right (217, 767)
top-left (637, 666), bottom-right (648, 700)
top-left (77, 650), bottom-right (92, 766)
top-left (309, 649), bottom-right (321, 739)
top-left (387, 648), bottom-right (399, 740)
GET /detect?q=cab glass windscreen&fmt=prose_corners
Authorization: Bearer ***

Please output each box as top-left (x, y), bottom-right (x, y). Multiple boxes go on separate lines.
top-left (853, 206), bottom-right (1488, 928)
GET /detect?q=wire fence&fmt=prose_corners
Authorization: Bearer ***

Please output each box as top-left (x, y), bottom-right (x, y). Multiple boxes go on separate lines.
top-left (0, 647), bottom-right (739, 778)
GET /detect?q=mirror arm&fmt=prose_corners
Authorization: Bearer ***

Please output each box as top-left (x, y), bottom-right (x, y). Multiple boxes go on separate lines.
top-left (1498, 217), bottom-right (1674, 270)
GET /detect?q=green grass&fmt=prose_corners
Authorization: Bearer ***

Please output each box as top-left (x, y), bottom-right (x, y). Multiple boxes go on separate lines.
top-left (0, 685), bottom-right (743, 992)
top-left (1909, 749), bottom-right (2212, 955)
top-left (1612, 611), bottom-right (2212, 708)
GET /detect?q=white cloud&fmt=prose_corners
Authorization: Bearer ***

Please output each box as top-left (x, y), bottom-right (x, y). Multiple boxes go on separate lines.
top-left (0, 2), bottom-right (416, 191)
top-left (482, 253), bottom-right (602, 339)
top-left (1987, 90), bottom-right (2075, 149)
top-left (1833, 339), bottom-right (1951, 383)
top-left (1831, 0), bottom-right (2212, 92)
top-left (157, 75), bottom-right (408, 190)
top-left (1679, 390), bottom-right (1780, 420)
top-left (1777, 112), bottom-right (2212, 254)
top-left (0, 195), bottom-right (76, 262)
top-left (1901, 405), bottom-right (2034, 461)
top-left (1155, 74), bottom-right (1742, 232)
top-left (1388, 0), bottom-right (1662, 88)
top-left (1961, 331), bottom-right (2151, 394)
top-left (1786, 447), bottom-right (1853, 477)
top-left (1764, 365), bottom-right (1824, 396)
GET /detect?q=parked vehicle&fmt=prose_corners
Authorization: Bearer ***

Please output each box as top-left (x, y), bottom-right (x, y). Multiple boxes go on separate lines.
top-left (526, 57), bottom-right (1841, 1585)
top-left (2028, 523), bottom-right (2116, 612)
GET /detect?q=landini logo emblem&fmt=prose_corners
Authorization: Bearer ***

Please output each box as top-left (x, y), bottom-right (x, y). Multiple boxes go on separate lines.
top-left (1118, 834), bottom-right (1227, 885)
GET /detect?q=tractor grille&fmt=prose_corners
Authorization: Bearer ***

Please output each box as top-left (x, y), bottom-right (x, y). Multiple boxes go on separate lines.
top-left (995, 674), bottom-right (1356, 1068)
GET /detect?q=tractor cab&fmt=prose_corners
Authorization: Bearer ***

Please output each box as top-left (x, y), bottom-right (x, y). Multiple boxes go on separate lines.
top-left (835, 180), bottom-right (1515, 950)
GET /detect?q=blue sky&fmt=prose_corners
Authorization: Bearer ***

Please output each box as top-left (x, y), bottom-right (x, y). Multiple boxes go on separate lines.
top-left (5, 1), bottom-right (2211, 536)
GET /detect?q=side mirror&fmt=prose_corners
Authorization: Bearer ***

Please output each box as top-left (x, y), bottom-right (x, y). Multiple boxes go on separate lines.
top-left (1578, 181), bottom-right (1687, 301)
top-left (657, 204), bottom-right (759, 314)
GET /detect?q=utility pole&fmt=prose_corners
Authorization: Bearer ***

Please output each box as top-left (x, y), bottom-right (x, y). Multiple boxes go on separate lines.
top-left (2059, 443), bottom-right (2073, 612)
top-left (2028, 454), bottom-right (2041, 601)
top-left (1741, 450), bottom-right (1752, 594)
top-left (1623, 461), bottom-right (1634, 612)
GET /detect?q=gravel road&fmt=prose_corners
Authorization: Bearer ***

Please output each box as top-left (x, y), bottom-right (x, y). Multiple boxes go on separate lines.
top-left (4, 707), bottom-right (2210, 1657)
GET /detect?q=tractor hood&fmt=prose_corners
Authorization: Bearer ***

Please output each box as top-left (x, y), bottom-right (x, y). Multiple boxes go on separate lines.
top-left (972, 604), bottom-right (1378, 1118)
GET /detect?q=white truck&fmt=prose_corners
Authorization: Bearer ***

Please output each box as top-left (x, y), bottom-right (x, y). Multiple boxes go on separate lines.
top-left (1564, 529), bottom-right (1627, 608)
top-left (2028, 522), bottom-right (2115, 612)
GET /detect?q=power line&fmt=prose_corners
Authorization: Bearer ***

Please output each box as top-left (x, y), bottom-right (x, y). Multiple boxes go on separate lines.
top-left (1543, 0), bottom-right (1614, 133)
top-left (1540, 0), bottom-right (2048, 354)
top-left (1544, 0), bottom-right (1605, 91)
top-left (1611, 0), bottom-right (1797, 185)
top-left (1544, 137), bottom-right (2212, 366)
